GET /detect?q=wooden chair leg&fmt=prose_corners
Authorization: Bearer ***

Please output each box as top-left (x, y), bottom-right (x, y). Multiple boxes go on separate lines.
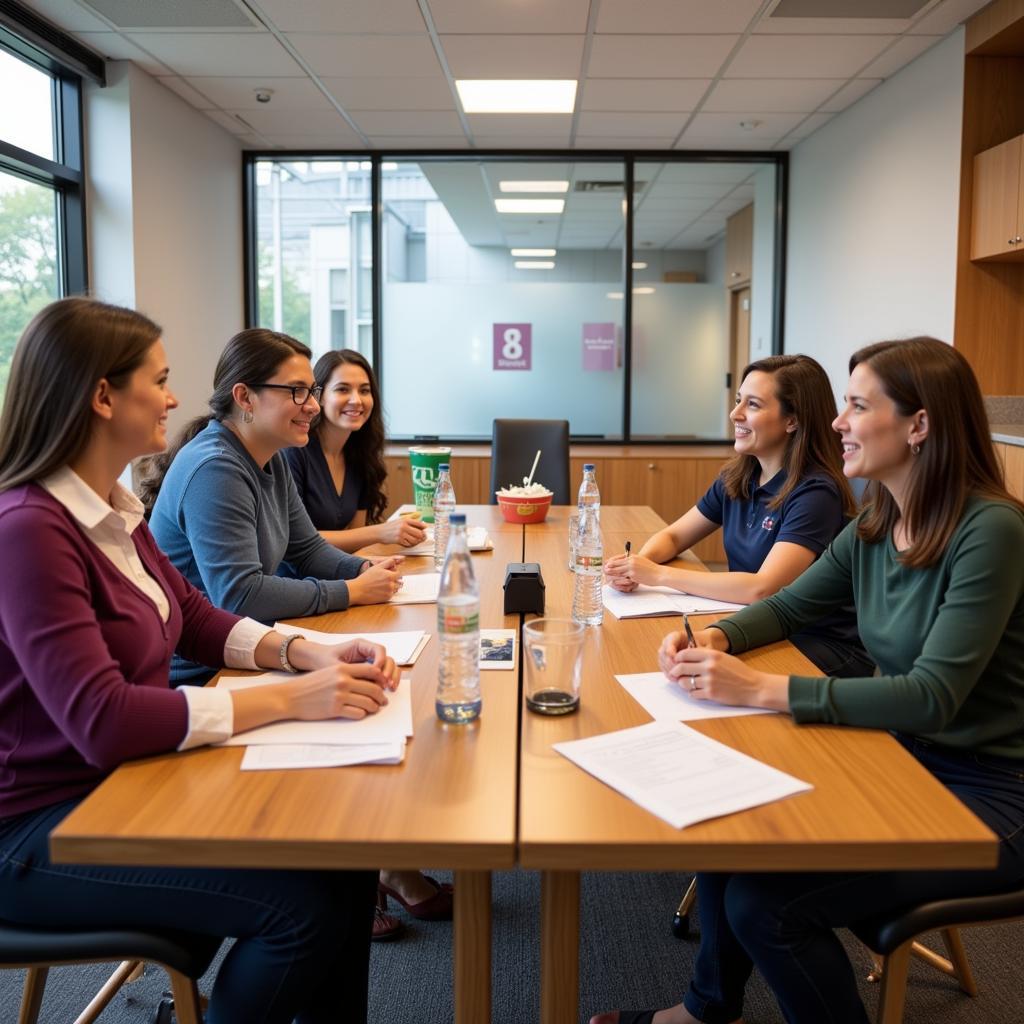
top-left (73, 960), bottom-right (142, 1024)
top-left (167, 970), bottom-right (204, 1024)
top-left (876, 942), bottom-right (912, 1024)
top-left (940, 927), bottom-right (977, 996)
top-left (18, 966), bottom-right (48, 1024)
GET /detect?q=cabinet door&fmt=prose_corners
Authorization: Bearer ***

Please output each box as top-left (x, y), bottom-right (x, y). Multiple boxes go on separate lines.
top-left (383, 456), bottom-right (414, 516)
top-left (996, 442), bottom-right (1024, 502)
top-left (725, 204), bottom-right (753, 288)
top-left (971, 136), bottom-right (1022, 261)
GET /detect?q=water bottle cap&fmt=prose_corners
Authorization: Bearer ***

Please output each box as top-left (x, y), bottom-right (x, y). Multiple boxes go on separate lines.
top-left (449, 513), bottom-right (466, 524)
top-left (583, 463), bottom-right (595, 472)
top-left (438, 463), bottom-right (450, 471)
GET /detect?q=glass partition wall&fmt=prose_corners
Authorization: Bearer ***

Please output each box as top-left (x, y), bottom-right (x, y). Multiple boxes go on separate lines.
top-left (247, 153), bottom-right (785, 443)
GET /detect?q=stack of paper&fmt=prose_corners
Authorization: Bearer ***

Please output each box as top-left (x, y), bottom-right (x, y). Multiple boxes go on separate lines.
top-left (554, 720), bottom-right (812, 829)
top-left (401, 526), bottom-right (493, 556)
top-left (389, 572), bottom-right (440, 605)
top-left (603, 583), bottom-right (744, 619)
top-left (216, 671), bottom-right (414, 770)
top-left (616, 672), bottom-right (776, 722)
top-left (273, 623), bottom-right (430, 666)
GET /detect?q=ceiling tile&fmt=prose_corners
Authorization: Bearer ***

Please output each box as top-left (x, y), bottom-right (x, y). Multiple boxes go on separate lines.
top-left (473, 133), bottom-right (572, 147)
top-left (156, 76), bottom-right (217, 109)
top-left (31, 0), bottom-right (113, 32)
top-left (203, 109), bottom-right (252, 134)
top-left (818, 78), bottom-right (882, 112)
top-left (755, 16), bottom-right (918, 34)
top-left (782, 111), bottom-right (835, 142)
top-left (429, 0), bottom-right (591, 34)
top-left (321, 75), bottom-right (454, 110)
top-left (581, 78), bottom-right (710, 112)
top-left (577, 112), bottom-right (688, 136)
top-left (254, 0), bottom-right (426, 33)
top-left (589, 34), bottom-right (738, 78)
top-left (233, 107), bottom-right (357, 134)
top-left (351, 110), bottom-right (464, 134)
top-left (262, 131), bottom-right (368, 149)
top-left (859, 35), bottom-right (942, 78)
top-left (373, 136), bottom-right (470, 148)
top-left (675, 135), bottom-right (787, 151)
top-left (73, 32), bottom-right (172, 74)
top-left (909, 0), bottom-right (990, 35)
top-left (703, 78), bottom-right (844, 113)
top-left (465, 114), bottom-right (573, 136)
top-left (685, 111), bottom-right (804, 139)
top-left (124, 32), bottom-right (300, 76)
top-left (597, 0), bottom-right (763, 33)
top-left (573, 136), bottom-right (675, 149)
top-left (287, 33), bottom-right (441, 77)
top-left (182, 76), bottom-right (333, 109)
top-left (441, 34), bottom-right (584, 78)
top-left (726, 34), bottom-right (893, 78)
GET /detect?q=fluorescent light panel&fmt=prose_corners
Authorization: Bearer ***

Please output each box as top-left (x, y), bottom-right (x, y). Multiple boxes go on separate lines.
top-left (515, 260), bottom-right (555, 270)
top-left (511, 248), bottom-right (556, 257)
top-left (495, 198), bottom-right (565, 214)
top-left (632, 261), bottom-right (648, 270)
top-left (499, 180), bottom-right (569, 193)
top-left (456, 79), bottom-right (577, 114)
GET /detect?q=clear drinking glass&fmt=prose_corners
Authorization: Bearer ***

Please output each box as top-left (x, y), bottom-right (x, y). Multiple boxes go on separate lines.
top-left (523, 618), bottom-right (586, 715)
top-left (568, 512), bottom-right (580, 571)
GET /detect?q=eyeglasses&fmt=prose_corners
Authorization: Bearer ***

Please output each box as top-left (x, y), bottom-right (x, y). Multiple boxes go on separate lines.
top-left (252, 383), bottom-right (323, 405)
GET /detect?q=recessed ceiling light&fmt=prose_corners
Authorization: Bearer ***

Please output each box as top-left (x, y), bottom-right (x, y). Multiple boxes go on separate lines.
top-left (632, 261), bottom-right (648, 270)
top-left (606, 291), bottom-right (624, 300)
top-left (499, 180), bottom-right (569, 193)
top-left (739, 120), bottom-right (762, 131)
top-left (495, 198), bottom-right (565, 214)
top-left (633, 286), bottom-right (656, 295)
top-left (511, 248), bottom-right (557, 257)
top-left (515, 260), bottom-right (555, 270)
top-left (456, 79), bottom-right (577, 114)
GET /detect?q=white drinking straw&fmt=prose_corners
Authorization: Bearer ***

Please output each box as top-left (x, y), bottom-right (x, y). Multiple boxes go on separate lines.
top-left (525, 449), bottom-right (542, 488)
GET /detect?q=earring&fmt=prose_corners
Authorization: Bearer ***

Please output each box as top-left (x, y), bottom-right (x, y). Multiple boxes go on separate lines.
top-left (911, 443), bottom-right (920, 455)
top-left (243, 410), bottom-right (254, 425)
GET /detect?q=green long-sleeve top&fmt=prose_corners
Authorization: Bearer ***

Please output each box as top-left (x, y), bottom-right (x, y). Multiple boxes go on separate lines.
top-left (716, 497), bottom-right (1024, 759)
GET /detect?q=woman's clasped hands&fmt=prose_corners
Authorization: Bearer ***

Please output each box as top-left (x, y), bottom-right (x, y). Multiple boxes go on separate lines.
top-left (603, 552), bottom-right (662, 591)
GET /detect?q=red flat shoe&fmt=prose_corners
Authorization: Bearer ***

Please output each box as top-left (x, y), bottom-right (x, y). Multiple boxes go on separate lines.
top-left (378, 875), bottom-right (454, 921)
top-left (372, 895), bottom-right (404, 941)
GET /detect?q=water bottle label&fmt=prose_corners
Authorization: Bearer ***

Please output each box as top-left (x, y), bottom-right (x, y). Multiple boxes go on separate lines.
top-left (575, 555), bottom-right (603, 570)
top-left (439, 608), bottom-right (479, 633)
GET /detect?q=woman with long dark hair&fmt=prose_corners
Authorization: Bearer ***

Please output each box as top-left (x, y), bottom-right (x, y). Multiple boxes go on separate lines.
top-left (285, 349), bottom-right (427, 551)
top-left (0, 298), bottom-right (400, 1024)
top-left (594, 338), bottom-right (1024, 1024)
top-left (144, 329), bottom-right (404, 684)
top-left (605, 354), bottom-right (870, 677)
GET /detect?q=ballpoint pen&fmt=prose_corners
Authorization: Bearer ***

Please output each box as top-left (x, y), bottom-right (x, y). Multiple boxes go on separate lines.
top-left (624, 540), bottom-right (631, 556)
top-left (682, 611), bottom-right (696, 649)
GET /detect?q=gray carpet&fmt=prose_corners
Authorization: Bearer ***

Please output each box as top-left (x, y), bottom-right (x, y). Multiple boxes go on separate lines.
top-left (3, 869), bottom-right (1023, 1023)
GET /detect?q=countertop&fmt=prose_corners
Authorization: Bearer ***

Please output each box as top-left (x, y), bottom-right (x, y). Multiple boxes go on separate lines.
top-left (991, 424), bottom-right (1024, 447)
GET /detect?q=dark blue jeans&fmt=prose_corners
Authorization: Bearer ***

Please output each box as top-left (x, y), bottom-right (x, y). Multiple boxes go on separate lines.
top-left (682, 737), bottom-right (1024, 1024)
top-left (0, 796), bottom-right (377, 1024)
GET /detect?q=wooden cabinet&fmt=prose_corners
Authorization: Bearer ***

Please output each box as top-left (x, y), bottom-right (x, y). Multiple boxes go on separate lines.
top-left (725, 203), bottom-right (753, 288)
top-left (971, 135), bottom-right (1024, 260)
top-left (383, 454), bottom-right (490, 512)
top-left (994, 441), bottom-right (1024, 501)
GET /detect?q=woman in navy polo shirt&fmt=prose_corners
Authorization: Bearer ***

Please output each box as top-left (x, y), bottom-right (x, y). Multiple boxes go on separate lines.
top-left (284, 349), bottom-right (427, 552)
top-left (604, 354), bottom-right (870, 677)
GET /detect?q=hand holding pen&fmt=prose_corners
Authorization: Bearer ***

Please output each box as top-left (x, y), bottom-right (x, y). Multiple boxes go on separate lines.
top-left (682, 612), bottom-right (700, 691)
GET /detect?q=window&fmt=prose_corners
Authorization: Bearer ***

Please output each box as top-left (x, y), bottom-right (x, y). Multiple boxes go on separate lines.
top-left (0, 31), bottom-right (88, 403)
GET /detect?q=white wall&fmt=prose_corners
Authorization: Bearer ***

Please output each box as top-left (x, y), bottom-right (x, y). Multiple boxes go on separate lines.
top-left (785, 29), bottom-right (964, 397)
top-left (85, 63), bottom-right (244, 421)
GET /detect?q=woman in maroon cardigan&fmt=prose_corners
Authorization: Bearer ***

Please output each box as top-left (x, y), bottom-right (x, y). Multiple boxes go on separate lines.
top-left (0, 298), bottom-right (400, 1024)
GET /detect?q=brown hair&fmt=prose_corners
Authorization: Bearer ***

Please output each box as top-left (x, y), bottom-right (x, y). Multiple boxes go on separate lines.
top-left (720, 354), bottom-right (855, 516)
top-left (851, 337), bottom-right (1023, 567)
top-left (312, 349), bottom-right (388, 524)
top-left (0, 298), bottom-right (161, 493)
top-left (138, 328), bottom-right (310, 513)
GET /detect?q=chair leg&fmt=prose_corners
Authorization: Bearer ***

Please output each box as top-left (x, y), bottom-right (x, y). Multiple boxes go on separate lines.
top-left (18, 966), bottom-right (48, 1024)
top-left (940, 927), bottom-right (977, 997)
top-left (167, 970), bottom-right (204, 1024)
top-left (73, 960), bottom-right (143, 1024)
top-left (875, 942), bottom-right (912, 1024)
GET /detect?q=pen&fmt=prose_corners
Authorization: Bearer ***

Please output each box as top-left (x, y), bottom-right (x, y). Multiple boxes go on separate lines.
top-left (624, 540), bottom-right (631, 556)
top-left (682, 611), bottom-right (696, 649)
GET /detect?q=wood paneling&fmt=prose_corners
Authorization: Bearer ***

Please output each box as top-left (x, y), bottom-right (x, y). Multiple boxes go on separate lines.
top-left (968, 0), bottom-right (1024, 54)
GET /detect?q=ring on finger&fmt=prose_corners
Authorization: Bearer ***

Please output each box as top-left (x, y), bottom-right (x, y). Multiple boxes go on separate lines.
top-left (688, 675), bottom-right (698, 691)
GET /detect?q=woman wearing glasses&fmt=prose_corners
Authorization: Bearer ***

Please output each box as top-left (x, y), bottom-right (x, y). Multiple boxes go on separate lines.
top-left (144, 329), bottom-right (402, 685)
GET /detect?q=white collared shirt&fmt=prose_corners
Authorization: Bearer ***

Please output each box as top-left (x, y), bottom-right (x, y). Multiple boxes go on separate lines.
top-left (40, 467), bottom-right (273, 750)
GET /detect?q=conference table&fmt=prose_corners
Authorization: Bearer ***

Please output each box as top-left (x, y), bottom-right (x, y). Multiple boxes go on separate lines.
top-left (50, 505), bottom-right (997, 1024)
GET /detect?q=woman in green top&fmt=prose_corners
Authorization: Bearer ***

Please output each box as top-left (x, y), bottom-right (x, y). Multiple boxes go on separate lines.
top-left (590, 338), bottom-right (1024, 1024)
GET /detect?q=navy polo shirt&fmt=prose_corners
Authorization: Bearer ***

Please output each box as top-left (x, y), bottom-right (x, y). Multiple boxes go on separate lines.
top-left (284, 435), bottom-right (367, 532)
top-left (697, 469), bottom-right (863, 653)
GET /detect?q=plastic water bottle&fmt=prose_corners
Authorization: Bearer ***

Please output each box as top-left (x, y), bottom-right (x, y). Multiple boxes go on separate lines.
top-left (572, 505), bottom-right (604, 626)
top-left (436, 514), bottom-right (481, 723)
top-left (578, 463), bottom-right (601, 522)
top-left (433, 464), bottom-right (456, 571)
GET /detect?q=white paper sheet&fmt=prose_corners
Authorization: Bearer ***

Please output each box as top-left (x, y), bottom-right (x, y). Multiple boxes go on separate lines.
top-left (616, 672), bottom-right (776, 722)
top-left (553, 720), bottom-right (812, 830)
top-left (401, 526), bottom-right (493, 556)
top-left (387, 504), bottom-right (420, 521)
top-left (479, 629), bottom-right (516, 671)
top-left (273, 623), bottom-right (429, 666)
top-left (603, 584), bottom-right (744, 619)
top-left (216, 673), bottom-right (414, 746)
top-left (240, 742), bottom-right (405, 770)
top-left (390, 573), bottom-right (440, 605)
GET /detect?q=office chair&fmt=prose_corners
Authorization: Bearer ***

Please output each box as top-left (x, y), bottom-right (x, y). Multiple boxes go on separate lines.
top-left (490, 419), bottom-right (571, 505)
top-left (0, 920), bottom-right (218, 1024)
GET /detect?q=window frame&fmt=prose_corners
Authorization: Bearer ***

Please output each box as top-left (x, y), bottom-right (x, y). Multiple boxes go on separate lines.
top-left (244, 149), bottom-right (788, 445)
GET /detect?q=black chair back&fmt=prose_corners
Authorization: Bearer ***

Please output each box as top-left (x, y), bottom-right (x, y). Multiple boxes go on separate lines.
top-left (490, 419), bottom-right (571, 505)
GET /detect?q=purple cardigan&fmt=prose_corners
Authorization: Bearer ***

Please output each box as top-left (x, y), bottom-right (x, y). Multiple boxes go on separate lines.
top-left (0, 484), bottom-right (239, 819)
